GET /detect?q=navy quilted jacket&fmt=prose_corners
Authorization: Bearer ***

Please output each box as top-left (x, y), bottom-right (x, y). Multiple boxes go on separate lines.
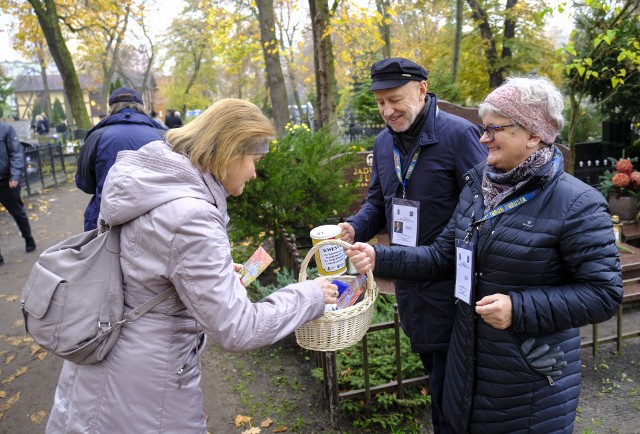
top-left (373, 147), bottom-right (623, 433)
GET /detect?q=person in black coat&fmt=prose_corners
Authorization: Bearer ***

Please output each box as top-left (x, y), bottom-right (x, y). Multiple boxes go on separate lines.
top-left (338, 58), bottom-right (487, 434)
top-left (164, 109), bottom-right (183, 129)
top-left (0, 121), bottom-right (36, 263)
top-left (347, 76), bottom-right (623, 433)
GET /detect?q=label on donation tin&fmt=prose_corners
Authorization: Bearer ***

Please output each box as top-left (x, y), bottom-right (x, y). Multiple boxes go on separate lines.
top-left (310, 225), bottom-right (347, 276)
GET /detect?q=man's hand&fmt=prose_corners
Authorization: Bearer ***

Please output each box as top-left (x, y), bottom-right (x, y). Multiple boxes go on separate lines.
top-left (338, 222), bottom-right (355, 244)
top-left (345, 242), bottom-right (375, 273)
top-left (8, 180), bottom-right (18, 188)
top-left (475, 293), bottom-right (512, 329)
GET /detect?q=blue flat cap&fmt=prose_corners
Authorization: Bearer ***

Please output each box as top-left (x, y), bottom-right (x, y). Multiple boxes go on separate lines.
top-left (108, 87), bottom-right (143, 105)
top-left (370, 58), bottom-right (429, 91)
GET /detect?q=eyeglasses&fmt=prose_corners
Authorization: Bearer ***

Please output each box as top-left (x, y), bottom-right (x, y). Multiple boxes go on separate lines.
top-left (478, 124), bottom-right (516, 141)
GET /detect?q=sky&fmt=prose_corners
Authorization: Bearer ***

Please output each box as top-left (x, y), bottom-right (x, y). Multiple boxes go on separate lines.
top-left (0, 0), bottom-right (186, 65)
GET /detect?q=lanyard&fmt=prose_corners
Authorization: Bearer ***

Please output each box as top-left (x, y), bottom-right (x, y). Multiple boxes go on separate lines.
top-left (393, 146), bottom-right (421, 199)
top-left (464, 189), bottom-right (541, 242)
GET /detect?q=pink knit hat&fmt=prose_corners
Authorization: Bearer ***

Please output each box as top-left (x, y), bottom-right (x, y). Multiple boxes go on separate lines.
top-left (484, 85), bottom-right (560, 144)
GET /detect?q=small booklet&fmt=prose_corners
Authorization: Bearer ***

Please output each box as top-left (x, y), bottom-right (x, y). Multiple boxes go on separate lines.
top-left (239, 246), bottom-right (273, 287)
top-left (336, 274), bottom-right (367, 309)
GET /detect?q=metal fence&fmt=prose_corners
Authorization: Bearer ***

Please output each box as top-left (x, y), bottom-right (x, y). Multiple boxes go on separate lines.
top-left (574, 158), bottom-right (612, 187)
top-left (21, 140), bottom-right (78, 196)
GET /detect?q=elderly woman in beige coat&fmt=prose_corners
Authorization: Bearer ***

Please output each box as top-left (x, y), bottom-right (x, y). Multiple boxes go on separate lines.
top-left (46, 99), bottom-right (338, 433)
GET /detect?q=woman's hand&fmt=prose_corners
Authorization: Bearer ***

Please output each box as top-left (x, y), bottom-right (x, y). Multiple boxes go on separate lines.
top-left (314, 277), bottom-right (339, 304)
top-left (475, 293), bottom-right (512, 329)
top-left (345, 242), bottom-right (375, 273)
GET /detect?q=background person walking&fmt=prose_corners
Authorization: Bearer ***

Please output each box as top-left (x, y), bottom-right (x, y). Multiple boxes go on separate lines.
top-left (0, 120), bottom-right (36, 264)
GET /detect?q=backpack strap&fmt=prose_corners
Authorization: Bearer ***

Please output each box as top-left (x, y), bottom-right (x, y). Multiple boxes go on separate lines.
top-left (112, 286), bottom-right (177, 330)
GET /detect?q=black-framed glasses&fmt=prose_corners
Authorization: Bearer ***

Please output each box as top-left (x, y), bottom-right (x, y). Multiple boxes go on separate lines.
top-left (478, 124), bottom-right (516, 141)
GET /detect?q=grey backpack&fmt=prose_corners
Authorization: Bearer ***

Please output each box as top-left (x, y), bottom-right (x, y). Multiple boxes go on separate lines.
top-left (20, 223), bottom-right (175, 365)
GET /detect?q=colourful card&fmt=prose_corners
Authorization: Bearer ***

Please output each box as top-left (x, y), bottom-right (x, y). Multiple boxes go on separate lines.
top-left (239, 246), bottom-right (273, 287)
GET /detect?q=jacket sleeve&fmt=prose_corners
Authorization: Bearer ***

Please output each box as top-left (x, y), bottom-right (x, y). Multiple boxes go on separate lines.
top-left (373, 206), bottom-right (457, 281)
top-left (454, 125), bottom-right (486, 189)
top-left (75, 130), bottom-right (102, 194)
top-left (166, 202), bottom-right (325, 352)
top-left (347, 139), bottom-right (388, 242)
top-left (6, 125), bottom-right (24, 181)
top-left (510, 188), bottom-right (623, 335)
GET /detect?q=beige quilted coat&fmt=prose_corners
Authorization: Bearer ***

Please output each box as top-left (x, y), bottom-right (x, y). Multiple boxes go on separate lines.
top-left (46, 140), bottom-right (325, 433)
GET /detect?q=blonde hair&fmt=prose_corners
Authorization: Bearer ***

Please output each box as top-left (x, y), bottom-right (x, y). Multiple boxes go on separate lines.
top-left (167, 99), bottom-right (276, 181)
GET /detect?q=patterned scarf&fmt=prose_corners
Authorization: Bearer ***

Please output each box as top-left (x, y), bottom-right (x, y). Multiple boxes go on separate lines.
top-left (482, 146), bottom-right (554, 213)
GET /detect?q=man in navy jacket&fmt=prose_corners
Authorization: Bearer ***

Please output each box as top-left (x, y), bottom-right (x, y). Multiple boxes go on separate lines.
top-left (339, 58), bottom-right (486, 433)
top-left (76, 87), bottom-right (166, 231)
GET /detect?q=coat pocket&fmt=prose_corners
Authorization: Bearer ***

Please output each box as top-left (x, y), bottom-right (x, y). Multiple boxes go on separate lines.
top-left (174, 332), bottom-right (207, 387)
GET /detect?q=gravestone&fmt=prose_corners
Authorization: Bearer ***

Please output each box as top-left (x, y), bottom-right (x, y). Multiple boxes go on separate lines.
top-left (342, 151), bottom-right (374, 215)
top-left (8, 120), bottom-right (32, 140)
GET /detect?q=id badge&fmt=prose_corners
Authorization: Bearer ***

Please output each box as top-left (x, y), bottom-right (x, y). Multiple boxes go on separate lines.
top-left (392, 197), bottom-right (419, 247)
top-left (455, 239), bottom-right (474, 305)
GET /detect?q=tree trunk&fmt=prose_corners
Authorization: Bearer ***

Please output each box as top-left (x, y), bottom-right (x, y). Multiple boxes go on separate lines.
top-left (376, 0), bottom-right (391, 58)
top-left (309, 0), bottom-right (337, 132)
top-left (256, 0), bottom-right (289, 135)
top-left (28, 0), bottom-right (91, 129)
top-left (452, 0), bottom-right (463, 83)
top-left (100, 5), bottom-right (130, 113)
top-left (38, 56), bottom-right (52, 119)
top-left (466, 0), bottom-right (516, 88)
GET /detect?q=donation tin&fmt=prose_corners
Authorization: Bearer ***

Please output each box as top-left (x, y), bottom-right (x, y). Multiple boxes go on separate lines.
top-left (309, 225), bottom-right (347, 276)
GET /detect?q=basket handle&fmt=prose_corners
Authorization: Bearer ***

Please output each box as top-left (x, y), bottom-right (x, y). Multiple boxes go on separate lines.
top-left (299, 239), bottom-right (376, 296)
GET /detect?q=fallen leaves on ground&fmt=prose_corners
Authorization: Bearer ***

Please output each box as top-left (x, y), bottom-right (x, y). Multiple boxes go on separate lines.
top-left (274, 426), bottom-right (288, 433)
top-left (1, 366), bottom-right (28, 384)
top-left (235, 414), bottom-right (252, 427)
top-left (4, 352), bottom-right (16, 365)
top-left (30, 410), bottom-right (47, 424)
top-left (0, 391), bottom-right (20, 411)
top-left (260, 418), bottom-right (273, 428)
top-left (240, 428), bottom-right (260, 434)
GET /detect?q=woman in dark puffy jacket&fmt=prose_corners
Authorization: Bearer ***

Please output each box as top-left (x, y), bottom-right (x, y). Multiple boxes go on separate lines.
top-left (347, 76), bottom-right (623, 434)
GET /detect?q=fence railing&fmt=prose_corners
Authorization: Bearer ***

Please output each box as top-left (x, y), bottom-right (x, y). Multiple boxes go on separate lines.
top-left (275, 228), bottom-right (428, 429)
top-left (21, 141), bottom-right (78, 196)
top-left (574, 158), bottom-right (612, 187)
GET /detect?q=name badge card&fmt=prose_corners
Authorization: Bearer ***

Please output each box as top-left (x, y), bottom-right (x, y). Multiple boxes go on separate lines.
top-left (455, 239), bottom-right (474, 305)
top-left (392, 198), bottom-right (419, 247)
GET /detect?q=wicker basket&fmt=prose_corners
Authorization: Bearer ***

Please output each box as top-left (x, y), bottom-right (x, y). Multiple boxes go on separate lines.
top-left (295, 239), bottom-right (378, 352)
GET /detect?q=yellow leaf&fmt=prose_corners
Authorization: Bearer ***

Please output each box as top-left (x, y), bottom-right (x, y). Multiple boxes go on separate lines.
top-left (260, 418), bottom-right (273, 427)
top-left (30, 410), bottom-right (47, 424)
top-left (1, 366), bottom-right (28, 384)
top-left (235, 414), bottom-right (252, 427)
top-left (36, 352), bottom-right (47, 361)
top-left (0, 391), bottom-right (20, 411)
top-left (274, 427), bottom-right (288, 433)
top-left (4, 353), bottom-right (16, 365)
top-left (241, 428), bottom-right (261, 434)
top-left (5, 295), bottom-right (18, 302)
top-left (0, 391), bottom-right (5, 398)
top-left (12, 319), bottom-right (23, 329)
top-left (5, 337), bottom-right (23, 347)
